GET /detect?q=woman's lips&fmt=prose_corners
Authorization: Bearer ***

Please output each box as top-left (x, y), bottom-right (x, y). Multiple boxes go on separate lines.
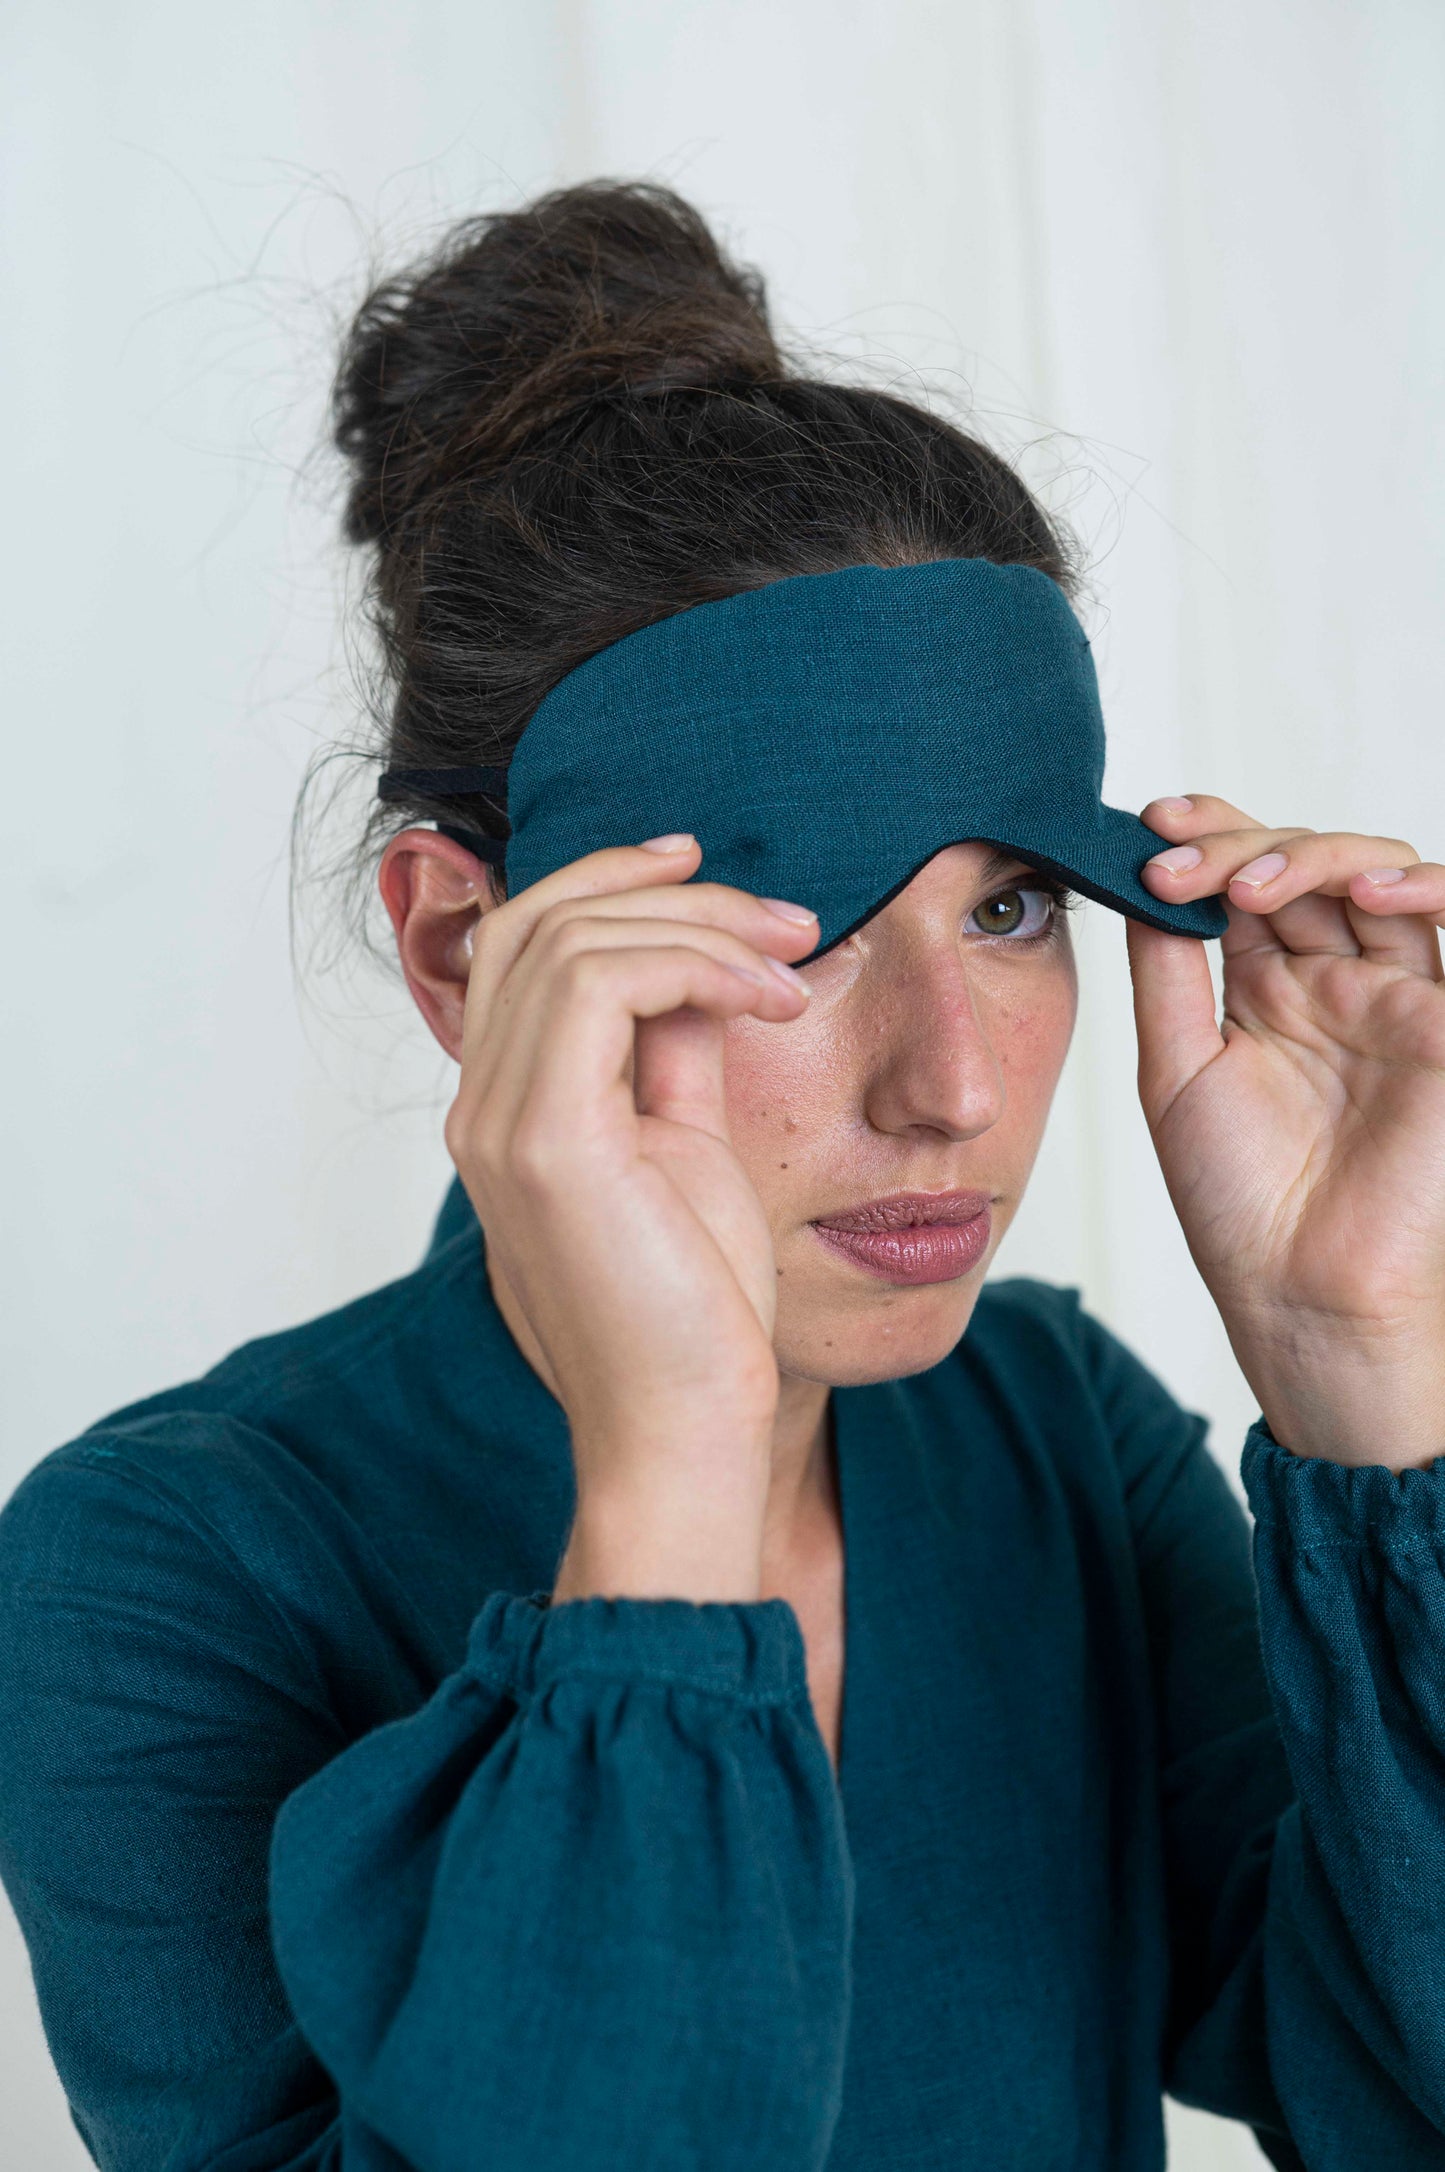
top-left (809, 1191), bottom-right (994, 1287)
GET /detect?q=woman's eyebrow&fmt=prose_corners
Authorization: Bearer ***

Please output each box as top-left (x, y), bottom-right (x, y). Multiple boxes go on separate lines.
top-left (975, 846), bottom-right (1041, 886)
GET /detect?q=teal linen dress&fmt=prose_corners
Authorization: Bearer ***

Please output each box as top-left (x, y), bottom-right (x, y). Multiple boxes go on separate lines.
top-left (2, 1176), bottom-right (1445, 2171)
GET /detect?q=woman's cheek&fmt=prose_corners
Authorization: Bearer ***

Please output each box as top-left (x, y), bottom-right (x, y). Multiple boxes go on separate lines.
top-left (990, 960), bottom-right (1078, 1099)
top-left (722, 1009), bottom-right (852, 1220)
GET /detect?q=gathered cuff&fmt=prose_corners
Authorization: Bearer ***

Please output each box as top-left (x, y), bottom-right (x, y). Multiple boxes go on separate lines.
top-left (1242, 1414), bottom-right (1445, 1550)
top-left (465, 1587), bottom-right (811, 1707)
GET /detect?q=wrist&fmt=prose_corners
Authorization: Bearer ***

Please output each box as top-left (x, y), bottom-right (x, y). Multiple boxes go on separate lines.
top-left (1231, 1310), bottom-right (1445, 1471)
top-left (553, 1472), bottom-right (767, 1605)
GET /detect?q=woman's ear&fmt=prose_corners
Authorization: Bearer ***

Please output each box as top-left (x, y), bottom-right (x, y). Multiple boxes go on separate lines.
top-left (377, 829), bottom-right (503, 1061)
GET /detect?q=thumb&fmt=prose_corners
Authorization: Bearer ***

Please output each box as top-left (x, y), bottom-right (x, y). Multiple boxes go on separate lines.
top-left (1123, 915), bottom-right (1226, 1129)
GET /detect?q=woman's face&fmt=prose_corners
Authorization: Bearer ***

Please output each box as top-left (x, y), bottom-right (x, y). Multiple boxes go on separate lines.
top-left (722, 842), bottom-right (1079, 1388)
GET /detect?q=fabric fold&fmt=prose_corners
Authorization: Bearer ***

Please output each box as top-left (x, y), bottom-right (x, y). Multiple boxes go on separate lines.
top-left (1243, 1416), bottom-right (1445, 1549)
top-left (466, 1585), bottom-right (813, 1704)
top-left (269, 1586), bottom-right (852, 2172)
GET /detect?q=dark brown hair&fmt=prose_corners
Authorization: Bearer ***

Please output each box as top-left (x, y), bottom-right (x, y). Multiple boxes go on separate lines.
top-left (312, 177), bottom-right (1079, 925)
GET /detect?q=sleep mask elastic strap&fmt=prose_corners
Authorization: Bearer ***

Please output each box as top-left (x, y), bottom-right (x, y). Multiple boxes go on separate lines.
top-left (377, 764), bottom-right (510, 800)
top-left (377, 764), bottom-right (511, 866)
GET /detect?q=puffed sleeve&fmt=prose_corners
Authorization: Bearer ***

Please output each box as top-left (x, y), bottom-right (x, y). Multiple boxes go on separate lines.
top-left (0, 1436), bottom-right (853, 2172)
top-left (1077, 1298), bottom-right (1445, 2170)
top-left (269, 1585), bottom-right (854, 2171)
top-left (1232, 1421), bottom-right (1445, 2166)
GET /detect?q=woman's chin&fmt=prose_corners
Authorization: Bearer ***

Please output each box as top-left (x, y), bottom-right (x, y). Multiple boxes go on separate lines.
top-left (777, 1279), bottom-right (984, 1388)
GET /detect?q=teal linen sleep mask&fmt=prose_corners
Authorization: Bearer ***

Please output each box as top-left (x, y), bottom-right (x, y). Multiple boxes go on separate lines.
top-left (377, 558), bottom-right (1229, 955)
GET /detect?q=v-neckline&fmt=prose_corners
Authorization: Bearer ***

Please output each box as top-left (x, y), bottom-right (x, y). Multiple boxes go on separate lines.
top-left (827, 1362), bottom-right (953, 1813)
top-left (832, 1386), bottom-right (858, 1807)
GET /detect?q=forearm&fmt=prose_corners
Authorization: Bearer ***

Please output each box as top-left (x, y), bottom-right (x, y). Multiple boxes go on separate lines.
top-left (553, 1459), bottom-right (768, 1603)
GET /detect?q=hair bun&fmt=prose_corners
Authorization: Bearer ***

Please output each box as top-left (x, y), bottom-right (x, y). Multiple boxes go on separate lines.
top-left (334, 180), bottom-right (785, 551)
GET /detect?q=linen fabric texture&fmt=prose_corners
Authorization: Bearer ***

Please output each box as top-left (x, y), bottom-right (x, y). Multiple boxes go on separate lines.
top-left (3, 1180), bottom-right (1445, 2168)
top-left (496, 559), bottom-right (1230, 950)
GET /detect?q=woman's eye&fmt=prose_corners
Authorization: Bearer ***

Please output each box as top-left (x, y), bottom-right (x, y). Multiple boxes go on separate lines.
top-left (967, 885), bottom-right (1058, 942)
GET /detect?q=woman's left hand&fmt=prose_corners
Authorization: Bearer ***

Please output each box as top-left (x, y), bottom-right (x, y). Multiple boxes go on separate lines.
top-left (1126, 794), bottom-right (1445, 1470)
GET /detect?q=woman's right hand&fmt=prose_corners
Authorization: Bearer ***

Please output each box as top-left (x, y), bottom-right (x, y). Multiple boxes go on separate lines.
top-left (442, 834), bottom-right (820, 1600)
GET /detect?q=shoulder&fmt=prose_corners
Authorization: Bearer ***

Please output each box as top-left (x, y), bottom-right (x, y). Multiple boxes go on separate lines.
top-left (969, 1272), bottom-right (1193, 1423)
top-left (3, 1237), bottom-right (452, 1530)
top-left (78, 1198), bottom-right (487, 1449)
top-left (0, 1419), bottom-right (333, 1723)
top-left (0, 1180), bottom-right (578, 1719)
top-left (958, 1274), bottom-right (1223, 1527)
top-left (0, 1196), bottom-right (499, 1651)
top-left (0, 1300), bottom-right (468, 1747)
top-left (10, 1174), bottom-right (504, 1501)
top-left (962, 1270), bottom-right (1099, 1395)
top-left (865, 1273), bottom-right (1114, 1477)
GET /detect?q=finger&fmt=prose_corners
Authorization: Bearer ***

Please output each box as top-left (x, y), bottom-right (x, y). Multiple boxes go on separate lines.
top-left (1345, 861), bottom-right (1445, 981)
top-left (467, 933), bottom-right (807, 1160)
top-left (466, 836), bottom-right (704, 1019)
top-left (1139, 795), bottom-right (1444, 977)
top-left (1122, 915), bottom-right (1225, 1129)
top-left (465, 854), bottom-right (820, 1065)
top-left (1219, 831), bottom-right (1419, 963)
top-left (490, 945), bottom-right (798, 1176)
top-left (1140, 794), bottom-right (1320, 946)
top-left (1139, 819), bottom-right (1320, 910)
top-left (1140, 792), bottom-right (1282, 842)
top-left (512, 878), bottom-right (819, 974)
top-left (1141, 823), bottom-right (1419, 960)
top-left (466, 913), bottom-right (813, 1108)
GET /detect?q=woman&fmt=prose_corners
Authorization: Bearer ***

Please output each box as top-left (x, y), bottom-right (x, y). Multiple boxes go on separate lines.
top-left (2, 179), bottom-right (1444, 2172)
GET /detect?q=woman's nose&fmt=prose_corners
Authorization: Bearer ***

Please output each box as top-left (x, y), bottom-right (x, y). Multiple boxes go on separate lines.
top-left (860, 968), bottom-right (1007, 1143)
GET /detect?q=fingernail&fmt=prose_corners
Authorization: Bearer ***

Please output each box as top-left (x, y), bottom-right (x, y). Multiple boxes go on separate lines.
top-left (763, 956), bottom-right (812, 996)
top-left (1362, 866), bottom-right (1407, 885)
top-left (638, 833), bottom-right (696, 853)
top-left (1147, 844), bottom-right (1203, 873)
top-left (759, 897), bottom-right (818, 924)
top-left (1154, 796), bottom-right (1194, 815)
top-left (1232, 851), bottom-right (1288, 888)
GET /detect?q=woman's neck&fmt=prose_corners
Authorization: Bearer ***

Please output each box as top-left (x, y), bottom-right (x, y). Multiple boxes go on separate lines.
top-left (761, 1370), bottom-right (835, 1565)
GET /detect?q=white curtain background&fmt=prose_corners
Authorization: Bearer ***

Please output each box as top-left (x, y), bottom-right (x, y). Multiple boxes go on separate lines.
top-left (4, 2), bottom-right (1443, 2163)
